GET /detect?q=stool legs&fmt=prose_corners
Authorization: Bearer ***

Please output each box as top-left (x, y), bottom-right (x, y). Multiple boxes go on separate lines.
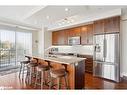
top-left (19, 63), bottom-right (26, 79)
top-left (49, 75), bottom-right (69, 89)
top-left (22, 64), bottom-right (25, 79)
top-left (41, 71), bottom-right (44, 89)
top-left (57, 78), bottom-right (61, 89)
top-left (19, 63), bottom-right (23, 78)
top-left (64, 75), bottom-right (69, 89)
top-left (34, 70), bottom-right (39, 88)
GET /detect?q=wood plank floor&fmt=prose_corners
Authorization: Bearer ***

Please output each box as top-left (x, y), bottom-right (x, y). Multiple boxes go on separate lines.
top-left (0, 72), bottom-right (127, 89)
top-left (85, 73), bottom-right (127, 89)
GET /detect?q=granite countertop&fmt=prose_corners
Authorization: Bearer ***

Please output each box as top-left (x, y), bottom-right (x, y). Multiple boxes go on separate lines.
top-left (27, 54), bottom-right (86, 65)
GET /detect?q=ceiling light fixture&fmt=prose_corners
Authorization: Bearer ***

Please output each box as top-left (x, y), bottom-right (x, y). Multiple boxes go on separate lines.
top-left (46, 16), bottom-right (49, 19)
top-left (58, 17), bottom-right (74, 26)
top-left (65, 8), bottom-right (69, 11)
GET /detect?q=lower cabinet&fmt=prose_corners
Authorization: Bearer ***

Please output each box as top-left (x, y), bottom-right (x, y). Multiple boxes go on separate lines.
top-left (78, 55), bottom-right (93, 73)
top-left (85, 57), bottom-right (93, 73)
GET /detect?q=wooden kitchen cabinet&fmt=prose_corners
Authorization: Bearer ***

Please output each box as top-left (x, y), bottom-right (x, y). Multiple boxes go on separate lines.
top-left (81, 24), bottom-right (93, 45)
top-left (87, 24), bottom-right (93, 44)
top-left (104, 16), bottom-right (120, 33)
top-left (59, 30), bottom-right (68, 45)
top-left (94, 16), bottom-right (120, 34)
top-left (94, 19), bottom-right (104, 35)
top-left (52, 31), bottom-right (59, 45)
top-left (68, 27), bottom-right (81, 37)
top-left (81, 25), bottom-right (88, 45)
top-left (78, 55), bottom-right (93, 74)
top-left (52, 30), bottom-right (68, 45)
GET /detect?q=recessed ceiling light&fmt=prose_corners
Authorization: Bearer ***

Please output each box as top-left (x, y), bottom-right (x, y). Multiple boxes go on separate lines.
top-left (46, 16), bottom-right (49, 19)
top-left (65, 8), bottom-right (69, 11)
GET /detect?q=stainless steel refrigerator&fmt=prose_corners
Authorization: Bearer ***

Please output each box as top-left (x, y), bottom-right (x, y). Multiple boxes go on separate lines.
top-left (93, 33), bottom-right (120, 82)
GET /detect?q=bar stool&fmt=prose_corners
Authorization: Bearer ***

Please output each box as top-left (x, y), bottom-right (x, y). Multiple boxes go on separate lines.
top-left (25, 58), bottom-right (38, 85)
top-left (34, 63), bottom-right (50, 89)
top-left (19, 56), bottom-right (31, 79)
top-left (49, 66), bottom-right (69, 89)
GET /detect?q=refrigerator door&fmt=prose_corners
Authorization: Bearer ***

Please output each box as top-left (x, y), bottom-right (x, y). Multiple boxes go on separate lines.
top-left (93, 61), bottom-right (120, 82)
top-left (104, 33), bottom-right (119, 64)
top-left (94, 35), bottom-right (105, 62)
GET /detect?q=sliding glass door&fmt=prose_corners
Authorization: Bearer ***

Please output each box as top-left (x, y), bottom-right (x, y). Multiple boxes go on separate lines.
top-left (0, 30), bottom-right (16, 69)
top-left (0, 29), bottom-right (32, 70)
top-left (16, 31), bottom-right (32, 62)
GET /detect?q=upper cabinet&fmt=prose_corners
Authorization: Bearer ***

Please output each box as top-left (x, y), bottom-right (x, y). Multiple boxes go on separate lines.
top-left (52, 16), bottom-right (120, 45)
top-left (104, 16), bottom-right (120, 33)
top-left (81, 25), bottom-right (87, 44)
top-left (52, 31), bottom-right (59, 45)
top-left (87, 24), bottom-right (93, 45)
top-left (68, 27), bottom-right (81, 37)
top-left (94, 16), bottom-right (120, 34)
top-left (52, 30), bottom-right (68, 45)
top-left (81, 24), bottom-right (93, 45)
top-left (94, 19), bottom-right (104, 35)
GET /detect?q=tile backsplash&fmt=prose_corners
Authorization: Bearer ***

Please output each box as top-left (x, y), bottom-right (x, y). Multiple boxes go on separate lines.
top-left (51, 45), bottom-right (94, 55)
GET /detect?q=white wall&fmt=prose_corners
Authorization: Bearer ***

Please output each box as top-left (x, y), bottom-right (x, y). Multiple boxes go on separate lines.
top-left (38, 27), bottom-right (52, 56)
top-left (44, 28), bottom-right (52, 49)
top-left (32, 31), bottom-right (39, 55)
top-left (38, 27), bottom-right (44, 55)
top-left (121, 10), bottom-right (127, 77)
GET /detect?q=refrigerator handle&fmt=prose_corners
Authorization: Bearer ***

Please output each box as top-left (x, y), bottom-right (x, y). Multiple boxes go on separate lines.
top-left (105, 38), bottom-right (107, 58)
top-left (103, 39), bottom-right (105, 60)
top-left (103, 38), bottom-right (107, 59)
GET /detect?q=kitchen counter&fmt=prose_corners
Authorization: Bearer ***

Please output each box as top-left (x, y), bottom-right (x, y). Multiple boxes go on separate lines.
top-left (26, 54), bottom-right (85, 89)
top-left (31, 54), bottom-right (85, 65)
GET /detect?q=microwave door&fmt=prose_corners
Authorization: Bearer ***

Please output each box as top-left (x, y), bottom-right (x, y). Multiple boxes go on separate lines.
top-left (94, 35), bottom-right (105, 62)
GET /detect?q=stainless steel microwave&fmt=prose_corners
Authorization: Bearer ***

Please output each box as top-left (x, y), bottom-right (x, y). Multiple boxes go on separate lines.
top-left (68, 36), bottom-right (80, 45)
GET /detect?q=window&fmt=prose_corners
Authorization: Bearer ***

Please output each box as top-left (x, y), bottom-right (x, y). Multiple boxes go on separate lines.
top-left (0, 29), bottom-right (32, 70)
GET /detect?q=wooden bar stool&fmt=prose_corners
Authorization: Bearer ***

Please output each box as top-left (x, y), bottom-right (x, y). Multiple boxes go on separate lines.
top-left (49, 65), bottom-right (69, 89)
top-left (34, 63), bottom-right (50, 89)
top-left (25, 58), bottom-right (38, 85)
top-left (19, 56), bottom-right (31, 79)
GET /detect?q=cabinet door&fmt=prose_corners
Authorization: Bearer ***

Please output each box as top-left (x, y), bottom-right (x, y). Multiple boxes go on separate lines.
top-left (104, 16), bottom-right (120, 33)
top-left (63, 29), bottom-right (69, 45)
top-left (58, 30), bottom-right (68, 45)
top-left (87, 24), bottom-right (93, 45)
top-left (68, 27), bottom-right (81, 37)
top-left (94, 20), bottom-right (104, 34)
top-left (52, 31), bottom-right (59, 45)
top-left (81, 25), bottom-right (88, 45)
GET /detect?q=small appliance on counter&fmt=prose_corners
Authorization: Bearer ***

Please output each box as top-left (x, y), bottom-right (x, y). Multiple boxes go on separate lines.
top-left (49, 47), bottom-right (58, 54)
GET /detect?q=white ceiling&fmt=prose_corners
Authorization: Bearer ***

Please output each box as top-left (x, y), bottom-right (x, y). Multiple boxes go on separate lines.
top-left (0, 6), bottom-right (126, 30)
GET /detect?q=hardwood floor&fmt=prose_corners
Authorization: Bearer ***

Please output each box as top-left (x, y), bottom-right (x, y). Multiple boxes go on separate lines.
top-left (0, 72), bottom-right (127, 89)
top-left (85, 73), bottom-right (127, 89)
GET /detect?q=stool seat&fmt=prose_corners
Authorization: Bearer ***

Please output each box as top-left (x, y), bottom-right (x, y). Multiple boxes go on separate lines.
top-left (27, 63), bottom-right (38, 67)
top-left (21, 60), bottom-right (30, 64)
top-left (50, 69), bottom-right (67, 78)
top-left (36, 64), bottom-right (49, 71)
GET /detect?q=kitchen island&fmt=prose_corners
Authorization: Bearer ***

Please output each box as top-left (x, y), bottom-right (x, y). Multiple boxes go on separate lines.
top-left (27, 54), bottom-right (85, 89)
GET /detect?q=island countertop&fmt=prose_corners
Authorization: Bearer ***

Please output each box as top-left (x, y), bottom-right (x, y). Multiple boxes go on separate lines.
top-left (26, 54), bottom-right (86, 89)
top-left (27, 54), bottom-right (86, 65)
